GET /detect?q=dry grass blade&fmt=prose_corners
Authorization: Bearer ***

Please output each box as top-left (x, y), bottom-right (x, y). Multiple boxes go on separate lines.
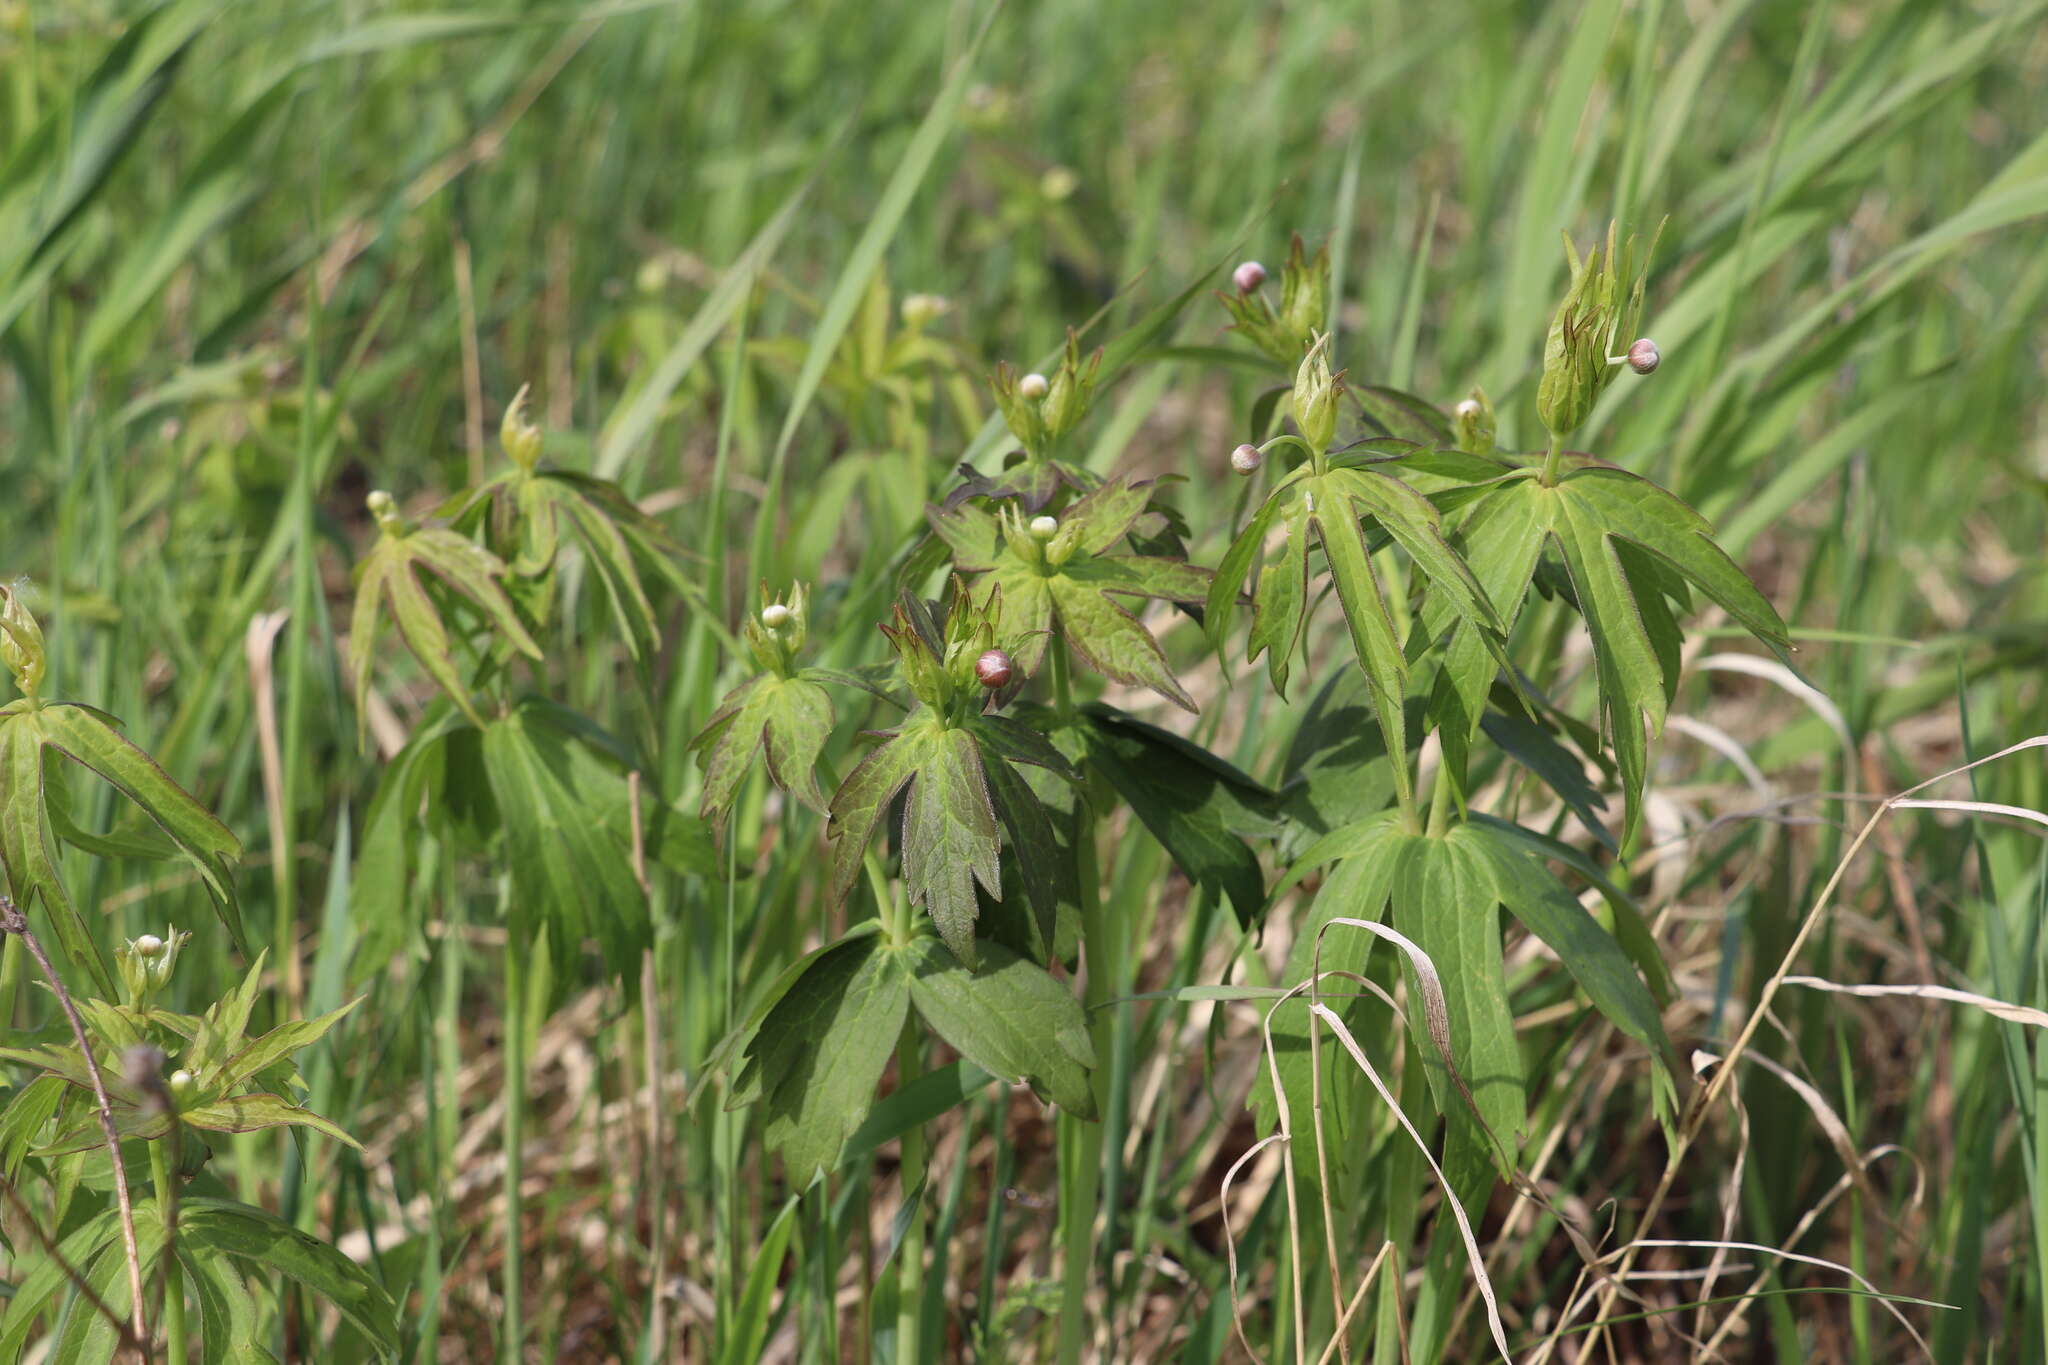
top-left (1217, 1132), bottom-right (1289, 1365)
top-left (1782, 976), bottom-right (2048, 1029)
top-left (1309, 1000), bottom-right (1515, 1363)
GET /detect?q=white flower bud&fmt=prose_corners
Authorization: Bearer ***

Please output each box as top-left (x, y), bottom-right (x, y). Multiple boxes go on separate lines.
top-left (169, 1070), bottom-right (196, 1095)
top-left (1230, 443), bottom-right (1263, 475)
top-left (1454, 399), bottom-right (1481, 421)
top-left (133, 935), bottom-right (165, 959)
top-left (760, 603), bottom-right (793, 630)
top-left (1233, 260), bottom-right (1268, 293)
top-left (1626, 338), bottom-right (1661, 375)
top-left (1028, 515), bottom-right (1059, 542)
top-left (901, 293), bottom-right (950, 328)
top-left (1018, 372), bottom-right (1050, 400)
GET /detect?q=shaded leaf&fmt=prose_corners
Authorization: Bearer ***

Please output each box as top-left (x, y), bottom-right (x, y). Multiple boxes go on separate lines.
top-left (902, 936), bottom-right (1095, 1117)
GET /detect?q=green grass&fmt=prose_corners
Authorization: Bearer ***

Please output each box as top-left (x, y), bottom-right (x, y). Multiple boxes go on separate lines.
top-left (2, 0), bottom-right (2047, 1361)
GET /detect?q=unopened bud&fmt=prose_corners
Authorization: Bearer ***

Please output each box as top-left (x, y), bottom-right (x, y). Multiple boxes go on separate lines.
top-left (1231, 443), bottom-right (1263, 475)
top-left (500, 384), bottom-right (544, 472)
top-left (0, 580), bottom-right (47, 700)
top-left (1018, 372), bottom-right (1050, 400)
top-left (760, 604), bottom-right (793, 631)
top-left (169, 1070), bottom-right (196, 1096)
top-left (1040, 167), bottom-right (1078, 201)
top-left (1029, 515), bottom-right (1059, 541)
top-left (901, 293), bottom-right (950, 328)
top-left (975, 649), bottom-right (1014, 689)
top-left (133, 935), bottom-right (165, 959)
top-left (1233, 260), bottom-right (1268, 294)
top-left (1626, 338), bottom-right (1661, 374)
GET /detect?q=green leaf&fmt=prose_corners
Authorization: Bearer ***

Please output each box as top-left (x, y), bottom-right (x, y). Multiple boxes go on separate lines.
top-left (1047, 574), bottom-right (1197, 712)
top-left (0, 713), bottom-right (115, 997)
top-left (1351, 384), bottom-right (1453, 445)
top-left (1204, 489), bottom-right (1282, 653)
top-left (739, 934), bottom-right (910, 1182)
top-left (901, 725), bottom-right (1002, 967)
top-left (1427, 477), bottom-right (1547, 795)
top-left (1311, 481), bottom-right (1414, 809)
top-left (1392, 833), bottom-right (1524, 1175)
top-left (902, 937), bottom-right (1096, 1117)
top-left (37, 703), bottom-right (245, 949)
top-left (481, 701), bottom-right (650, 983)
top-left (350, 522), bottom-right (542, 732)
top-left (1248, 811), bottom-right (1404, 1139)
top-left (179, 1197), bottom-right (399, 1352)
top-left (1452, 822), bottom-right (1676, 1119)
top-left (1246, 493), bottom-right (1311, 696)
top-left (1080, 704), bottom-right (1277, 927)
top-left (974, 741), bottom-right (1063, 961)
top-left (715, 1197), bottom-right (800, 1365)
top-left (175, 1093), bottom-right (362, 1150)
top-left (1276, 674), bottom-right (1407, 845)
top-left (692, 671), bottom-right (835, 825)
top-left (0, 1204), bottom-right (123, 1358)
top-left (826, 726), bottom-right (926, 912)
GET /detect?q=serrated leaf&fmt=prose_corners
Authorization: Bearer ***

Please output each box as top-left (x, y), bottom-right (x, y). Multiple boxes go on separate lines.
top-left (974, 738), bottom-right (1063, 960)
top-left (174, 1093), bottom-right (362, 1149)
top-left (691, 671), bottom-right (835, 825)
top-left (1392, 833), bottom-right (1524, 1175)
top-left (1205, 490), bottom-right (1282, 653)
top-left (902, 936), bottom-right (1095, 1117)
top-left (740, 934), bottom-right (909, 1182)
top-left (1047, 575), bottom-right (1196, 712)
top-left (901, 725), bottom-right (1001, 967)
top-left (179, 1197), bottom-right (399, 1351)
top-left (1427, 478), bottom-right (1547, 794)
top-left (1080, 703), bottom-right (1276, 927)
top-left (826, 727), bottom-right (927, 911)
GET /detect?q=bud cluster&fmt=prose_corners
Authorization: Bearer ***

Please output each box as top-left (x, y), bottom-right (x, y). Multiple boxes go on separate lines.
top-left (1536, 222), bottom-right (1662, 441)
top-left (1218, 234), bottom-right (1330, 367)
top-left (992, 331), bottom-right (1101, 462)
top-left (880, 582), bottom-right (1017, 720)
top-left (745, 582), bottom-right (810, 676)
top-left (118, 925), bottom-right (193, 1007)
top-left (1291, 333), bottom-right (1344, 455)
top-left (0, 580), bottom-right (46, 701)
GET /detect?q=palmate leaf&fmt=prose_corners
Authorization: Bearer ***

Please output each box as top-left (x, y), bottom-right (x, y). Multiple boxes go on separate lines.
top-left (928, 477), bottom-right (1209, 710)
top-left (1431, 463), bottom-right (1791, 843)
top-left (178, 1198), bottom-right (399, 1353)
top-left (348, 517), bottom-right (542, 732)
top-left (0, 699), bottom-right (244, 995)
top-left (480, 699), bottom-right (652, 984)
top-left (827, 711), bottom-right (1069, 970)
top-left (690, 670), bottom-right (836, 827)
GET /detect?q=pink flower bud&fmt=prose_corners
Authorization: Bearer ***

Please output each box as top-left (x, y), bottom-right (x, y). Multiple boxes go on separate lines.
top-left (1626, 338), bottom-right (1660, 375)
top-left (1230, 443), bottom-right (1263, 475)
top-left (1018, 372), bottom-right (1050, 400)
top-left (975, 649), bottom-right (1014, 689)
top-left (1233, 260), bottom-right (1268, 293)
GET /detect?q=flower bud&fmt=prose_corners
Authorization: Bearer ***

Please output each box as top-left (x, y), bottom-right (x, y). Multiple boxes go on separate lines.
top-left (118, 926), bottom-right (190, 1006)
top-left (169, 1070), bottom-right (196, 1096)
top-left (901, 293), bottom-right (950, 329)
top-left (1626, 338), bottom-right (1660, 374)
top-left (1029, 515), bottom-right (1059, 541)
top-left (366, 489), bottom-right (407, 537)
top-left (1040, 166), bottom-right (1078, 201)
top-left (1230, 443), bottom-right (1263, 475)
top-left (1452, 386), bottom-right (1497, 455)
top-left (745, 583), bottom-right (810, 674)
top-left (760, 604), bottom-right (792, 631)
top-left (1292, 333), bottom-right (1342, 454)
top-left (500, 384), bottom-right (543, 472)
top-left (1018, 372), bottom-right (1050, 400)
top-left (1537, 221), bottom-right (1661, 439)
top-left (0, 581), bottom-right (47, 701)
top-left (975, 649), bottom-right (1014, 689)
top-left (1233, 260), bottom-right (1268, 294)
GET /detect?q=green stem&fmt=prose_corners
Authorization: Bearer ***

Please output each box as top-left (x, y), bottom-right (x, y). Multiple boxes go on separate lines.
top-left (501, 915), bottom-right (526, 1363)
top-left (1051, 633), bottom-right (1109, 1365)
top-left (150, 1138), bottom-right (185, 1365)
top-left (895, 1020), bottom-right (926, 1365)
top-left (1425, 743), bottom-right (1459, 836)
top-left (1538, 430), bottom-right (1567, 487)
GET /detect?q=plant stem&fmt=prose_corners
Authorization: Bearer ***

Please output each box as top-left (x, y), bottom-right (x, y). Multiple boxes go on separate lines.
top-left (501, 913), bottom-right (526, 1364)
top-left (894, 1020), bottom-right (926, 1365)
top-left (0, 899), bottom-right (150, 1361)
top-left (1049, 635), bottom-right (1110, 1365)
top-left (1537, 431), bottom-right (1566, 487)
top-left (149, 1139), bottom-right (185, 1365)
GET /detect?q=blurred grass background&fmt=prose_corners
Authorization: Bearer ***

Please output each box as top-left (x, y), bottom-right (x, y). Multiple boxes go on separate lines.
top-left (2, 0), bottom-right (2046, 1359)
